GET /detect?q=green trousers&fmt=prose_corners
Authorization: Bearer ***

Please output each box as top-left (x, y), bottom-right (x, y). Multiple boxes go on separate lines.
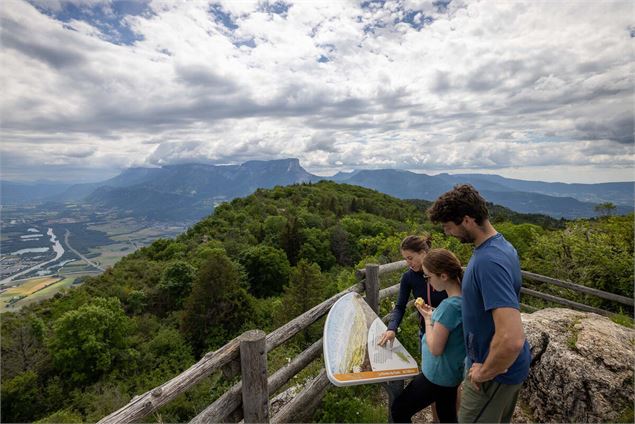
top-left (458, 376), bottom-right (523, 423)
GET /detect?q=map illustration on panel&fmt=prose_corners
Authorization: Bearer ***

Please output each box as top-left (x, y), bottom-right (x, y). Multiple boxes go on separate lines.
top-left (323, 292), bottom-right (419, 386)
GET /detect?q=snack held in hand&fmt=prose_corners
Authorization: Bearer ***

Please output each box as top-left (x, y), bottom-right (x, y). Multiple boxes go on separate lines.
top-left (415, 297), bottom-right (424, 306)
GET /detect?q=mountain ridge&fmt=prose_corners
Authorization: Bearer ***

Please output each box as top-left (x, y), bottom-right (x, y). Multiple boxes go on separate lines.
top-left (2, 158), bottom-right (632, 220)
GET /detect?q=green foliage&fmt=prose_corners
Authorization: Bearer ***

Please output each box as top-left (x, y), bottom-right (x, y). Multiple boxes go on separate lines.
top-left (617, 405), bottom-right (634, 424)
top-left (158, 260), bottom-right (196, 312)
top-left (139, 239), bottom-right (187, 261)
top-left (126, 289), bottom-right (147, 315)
top-left (3, 180), bottom-right (632, 422)
top-left (1, 313), bottom-right (48, 380)
top-left (1, 371), bottom-right (46, 423)
top-left (314, 384), bottom-right (387, 423)
top-left (275, 260), bottom-right (327, 342)
top-left (610, 312), bottom-right (634, 328)
top-left (239, 245), bottom-right (291, 297)
top-left (48, 297), bottom-right (131, 384)
top-left (594, 202), bottom-right (617, 217)
top-left (495, 222), bottom-right (544, 257)
top-left (299, 228), bottom-right (337, 271)
top-left (522, 215), bottom-right (634, 312)
top-left (181, 250), bottom-right (256, 355)
top-left (35, 409), bottom-right (83, 423)
top-left (140, 327), bottom-right (194, 374)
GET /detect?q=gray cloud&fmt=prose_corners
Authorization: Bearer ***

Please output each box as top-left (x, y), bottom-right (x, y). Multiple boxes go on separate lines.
top-left (576, 114), bottom-right (634, 145)
top-left (1, 0), bottom-right (633, 184)
top-left (1, 16), bottom-right (86, 68)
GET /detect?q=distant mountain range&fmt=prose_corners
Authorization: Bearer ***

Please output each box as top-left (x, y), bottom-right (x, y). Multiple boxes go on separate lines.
top-left (2, 158), bottom-right (633, 220)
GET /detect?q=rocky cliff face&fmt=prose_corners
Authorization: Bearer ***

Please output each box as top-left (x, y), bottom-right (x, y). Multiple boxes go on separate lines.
top-left (522, 308), bottom-right (634, 423)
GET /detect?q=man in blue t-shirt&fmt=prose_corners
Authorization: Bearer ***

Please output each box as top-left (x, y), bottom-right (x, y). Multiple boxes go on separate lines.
top-left (428, 184), bottom-right (531, 423)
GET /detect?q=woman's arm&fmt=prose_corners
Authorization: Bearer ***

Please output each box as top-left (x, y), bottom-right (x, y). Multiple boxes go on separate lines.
top-left (379, 273), bottom-right (411, 346)
top-left (416, 302), bottom-right (450, 356)
top-left (386, 272), bottom-right (410, 331)
top-left (423, 320), bottom-right (450, 356)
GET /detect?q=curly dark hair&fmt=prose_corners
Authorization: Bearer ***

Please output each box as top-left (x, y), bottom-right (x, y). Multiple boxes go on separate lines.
top-left (427, 184), bottom-right (489, 225)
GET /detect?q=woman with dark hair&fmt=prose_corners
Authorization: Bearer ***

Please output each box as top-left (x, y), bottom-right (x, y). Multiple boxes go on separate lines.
top-left (392, 248), bottom-right (466, 423)
top-left (378, 235), bottom-right (448, 348)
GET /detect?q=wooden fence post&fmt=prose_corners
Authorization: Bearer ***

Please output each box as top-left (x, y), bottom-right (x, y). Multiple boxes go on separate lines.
top-left (365, 263), bottom-right (403, 423)
top-left (365, 263), bottom-right (380, 314)
top-left (240, 330), bottom-right (269, 423)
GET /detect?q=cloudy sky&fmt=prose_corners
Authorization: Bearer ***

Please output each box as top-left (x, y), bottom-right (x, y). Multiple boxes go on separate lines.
top-left (1, 0), bottom-right (633, 183)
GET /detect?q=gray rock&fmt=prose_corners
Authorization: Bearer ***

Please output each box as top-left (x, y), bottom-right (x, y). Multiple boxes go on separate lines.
top-left (522, 308), bottom-right (635, 423)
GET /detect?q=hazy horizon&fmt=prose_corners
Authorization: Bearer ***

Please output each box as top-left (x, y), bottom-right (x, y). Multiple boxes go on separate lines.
top-left (2, 158), bottom-right (634, 185)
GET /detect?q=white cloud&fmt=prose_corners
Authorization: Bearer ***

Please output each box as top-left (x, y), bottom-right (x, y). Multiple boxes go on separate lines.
top-left (0, 0), bottom-right (633, 183)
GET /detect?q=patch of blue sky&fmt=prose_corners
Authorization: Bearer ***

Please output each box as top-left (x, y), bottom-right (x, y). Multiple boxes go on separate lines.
top-left (363, 21), bottom-right (387, 35)
top-left (234, 38), bottom-right (256, 49)
top-left (28, 0), bottom-right (151, 46)
top-left (399, 10), bottom-right (433, 30)
top-left (209, 3), bottom-right (238, 31)
top-left (433, 0), bottom-right (452, 13)
top-left (361, 0), bottom-right (386, 9)
top-left (318, 55), bottom-right (330, 63)
top-left (360, 1), bottom-right (434, 32)
top-left (259, 1), bottom-right (291, 17)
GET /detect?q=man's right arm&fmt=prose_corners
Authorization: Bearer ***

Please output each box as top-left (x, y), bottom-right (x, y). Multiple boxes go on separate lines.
top-left (468, 307), bottom-right (525, 383)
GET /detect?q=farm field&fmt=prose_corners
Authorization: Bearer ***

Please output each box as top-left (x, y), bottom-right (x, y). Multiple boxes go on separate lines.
top-left (87, 218), bottom-right (146, 236)
top-left (85, 242), bottom-right (137, 269)
top-left (0, 276), bottom-right (73, 311)
top-left (11, 277), bottom-right (78, 310)
top-left (2, 204), bottom-right (192, 308)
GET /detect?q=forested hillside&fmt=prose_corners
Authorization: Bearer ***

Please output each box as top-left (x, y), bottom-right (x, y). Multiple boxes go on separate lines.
top-left (2, 181), bottom-right (632, 423)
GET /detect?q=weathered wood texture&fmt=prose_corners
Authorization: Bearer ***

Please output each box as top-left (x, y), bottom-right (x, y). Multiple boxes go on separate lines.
top-left (265, 283), bottom-right (363, 353)
top-left (521, 270), bottom-right (633, 307)
top-left (270, 369), bottom-right (331, 424)
top-left (99, 257), bottom-right (625, 424)
top-left (240, 330), bottom-right (269, 423)
top-left (365, 263), bottom-right (380, 314)
top-left (100, 282), bottom-right (363, 424)
top-left (356, 260), bottom-right (407, 279)
top-left (191, 339), bottom-right (323, 424)
top-left (521, 287), bottom-right (612, 316)
top-left (379, 283), bottom-right (400, 301)
top-left (97, 337), bottom-right (241, 424)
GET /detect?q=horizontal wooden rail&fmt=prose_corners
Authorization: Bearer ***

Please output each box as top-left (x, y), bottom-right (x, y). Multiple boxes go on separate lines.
top-left (361, 261), bottom-right (631, 308)
top-left (521, 270), bottom-right (633, 307)
top-left (100, 282), bottom-right (363, 423)
top-left (271, 369), bottom-right (331, 423)
top-left (191, 339), bottom-right (324, 423)
top-left (379, 282), bottom-right (401, 300)
top-left (521, 288), bottom-right (612, 317)
top-left (356, 260), bottom-right (407, 278)
top-left (97, 337), bottom-right (241, 424)
top-left (100, 258), bottom-right (630, 424)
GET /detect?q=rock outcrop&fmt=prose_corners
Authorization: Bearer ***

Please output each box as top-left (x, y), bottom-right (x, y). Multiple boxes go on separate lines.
top-left (522, 308), bottom-right (634, 423)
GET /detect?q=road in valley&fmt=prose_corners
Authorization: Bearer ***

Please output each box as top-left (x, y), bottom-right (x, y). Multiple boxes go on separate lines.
top-left (64, 229), bottom-right (105, 272)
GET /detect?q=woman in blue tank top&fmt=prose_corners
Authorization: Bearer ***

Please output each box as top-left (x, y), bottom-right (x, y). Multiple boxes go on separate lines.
top-left (391, 249), bottom-right (466, 423)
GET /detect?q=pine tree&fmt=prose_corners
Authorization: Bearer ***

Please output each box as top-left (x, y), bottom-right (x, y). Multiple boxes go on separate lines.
top-left (181, 249), bottom-right (255, 356)
top-left (275, 260), bottom-right (326, 342)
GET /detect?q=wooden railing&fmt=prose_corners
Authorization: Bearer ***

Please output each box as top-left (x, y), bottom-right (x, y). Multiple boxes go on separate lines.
top-left (98, 260), bottom-right (632, 423)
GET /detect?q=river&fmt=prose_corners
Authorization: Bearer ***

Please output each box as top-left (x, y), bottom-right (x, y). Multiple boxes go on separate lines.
top-left (0, 228), bottom-right (65, 286)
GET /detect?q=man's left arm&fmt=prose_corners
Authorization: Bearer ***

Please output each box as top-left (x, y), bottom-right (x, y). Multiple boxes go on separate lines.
top-left (469, 307), bottom-right (526, 383)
